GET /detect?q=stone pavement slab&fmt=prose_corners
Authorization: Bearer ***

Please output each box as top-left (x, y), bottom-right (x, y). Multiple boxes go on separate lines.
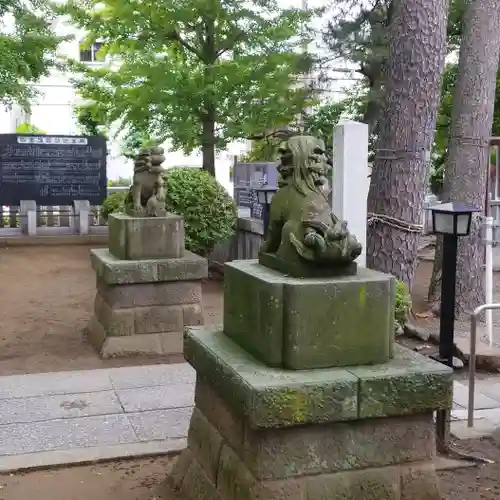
top-left (127, 407), bottom-right (193, 441)
top-left (0, 362), bottom-right (498, 472)
top-left (0, 362), bottom-right (196, 473)
top-left (451, 378), bottom-right (500, 439)
top-left (116, 384), bottom-right (194, 413)
top-left (0, 390), bottom-right (122, 426)
top-left (452, 381), bottom-right (500, 410)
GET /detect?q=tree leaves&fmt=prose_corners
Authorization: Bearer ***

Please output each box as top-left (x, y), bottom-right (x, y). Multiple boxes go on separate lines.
top-left (0, 0), bottom-right (65, 108)
top-left (59, 0), bottom-right (317, 159)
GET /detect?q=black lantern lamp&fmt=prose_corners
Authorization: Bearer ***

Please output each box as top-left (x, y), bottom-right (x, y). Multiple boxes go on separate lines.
top-left (430, 202), bottom-right (476, 237)
top-left (429, 202), bottom-right (479, 367)
top-left (254, 185), bottom-right (277, 236)
top-left (428, 201), bottom-right (480, 450)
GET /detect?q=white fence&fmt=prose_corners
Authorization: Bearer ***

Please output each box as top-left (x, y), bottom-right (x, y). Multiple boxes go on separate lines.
top-left (0, 186), bottom-right (129, 236)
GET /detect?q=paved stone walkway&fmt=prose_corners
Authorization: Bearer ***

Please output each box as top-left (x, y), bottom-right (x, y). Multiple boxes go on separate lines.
top-left (451, 378), bottom-right (500, 439)
top-left (0, 362), bottom-right (195, 472)
top-left (0, 363), bottom-right (499, 473)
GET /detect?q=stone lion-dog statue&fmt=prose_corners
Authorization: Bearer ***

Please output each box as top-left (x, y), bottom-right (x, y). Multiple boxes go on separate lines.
top-left (259, 134), bottom-right (362, 276)
top-left (127, 146), bottom-right (166, 217)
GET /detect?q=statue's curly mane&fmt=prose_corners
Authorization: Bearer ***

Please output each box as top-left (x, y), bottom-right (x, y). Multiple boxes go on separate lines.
top-left (285, 136), bottom-right (327, 197)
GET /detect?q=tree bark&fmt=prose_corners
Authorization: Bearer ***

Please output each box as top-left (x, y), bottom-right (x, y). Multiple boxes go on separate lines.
top-left (366, 0), bottom-right (448, 286)
top-left (202, 118), bottom-right (216, 176)
top-left (201, 17), bottom-right (217, 177)
top-left (428, 0), bottom-right (500, 316)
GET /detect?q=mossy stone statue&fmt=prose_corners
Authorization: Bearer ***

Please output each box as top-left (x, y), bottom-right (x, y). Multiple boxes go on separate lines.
top-left (259, 135), bottom-right (362, 277)
top-left (127, 146), bottom-right (166, 217)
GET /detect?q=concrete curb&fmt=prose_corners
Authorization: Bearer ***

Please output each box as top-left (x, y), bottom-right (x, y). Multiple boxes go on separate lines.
top-left (455, 338), bottom-right (500, 373)
top-left (0, 438), bottom-right (186, 475)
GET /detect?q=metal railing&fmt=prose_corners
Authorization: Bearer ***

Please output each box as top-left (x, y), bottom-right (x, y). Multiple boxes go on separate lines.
top-left (468, 303), bottom-right (500, 427)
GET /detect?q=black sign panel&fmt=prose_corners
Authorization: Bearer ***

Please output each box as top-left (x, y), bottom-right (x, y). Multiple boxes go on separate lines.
top-left (0, 134), bottom-right (107, 206)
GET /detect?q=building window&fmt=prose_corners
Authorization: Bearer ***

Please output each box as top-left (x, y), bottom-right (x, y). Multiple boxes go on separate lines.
top-left (79, 42), bottom-right (104, 63)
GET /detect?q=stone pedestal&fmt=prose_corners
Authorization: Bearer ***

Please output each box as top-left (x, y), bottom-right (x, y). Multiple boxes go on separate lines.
top-left (87, 213), bottom-right (208, 358)
top-left (224, 260), bottom-right (394, 369)
top-left (171, 327), bottom-right (452, 500)
top-left (169, 259), bottom-right (452, 500)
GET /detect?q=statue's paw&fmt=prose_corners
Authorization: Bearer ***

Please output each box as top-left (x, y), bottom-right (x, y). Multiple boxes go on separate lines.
top-left (304, 232), bottom-right (326, 252)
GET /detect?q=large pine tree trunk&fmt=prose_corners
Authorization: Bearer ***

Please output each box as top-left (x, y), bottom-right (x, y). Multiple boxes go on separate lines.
top-left (428, 0), bottom-right (500, 316)
top-left (366, 0), bottom-right (448, 286)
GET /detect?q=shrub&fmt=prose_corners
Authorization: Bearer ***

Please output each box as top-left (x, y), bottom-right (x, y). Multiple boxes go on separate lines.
top-left (101, 167), bottom-right (237, 256)
top-left (395, 280), bottom-right (412, 329)
top-left (101, 191), bottom-right (127, 221)
top-left (163, 168), bottom-right (237, 255)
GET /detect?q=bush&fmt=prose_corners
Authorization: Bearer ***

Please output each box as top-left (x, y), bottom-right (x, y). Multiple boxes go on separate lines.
top-left (163, 168), bottom-right (236, 255)
top-left (101, 191), bottom-right (127, 221)
top-left (100, 168), bottom-right (237, 256)
top-left (395, 280), bottom-right (412, 329)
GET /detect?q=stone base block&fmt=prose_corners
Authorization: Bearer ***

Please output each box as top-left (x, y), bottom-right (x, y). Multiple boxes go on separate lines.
top-left (86, 316), bottom-right (183, 357)
top-left (90, 248), bottom-right (207, 285)
top-left (168, 377), bottom-right (444, 500)
top-left (87, 288), bottom-right (203, 357)
top-left (87, 249), bottom-right (208, 358)
top-left (168, 329), bottom-right (450, 499)
top-left (259, 251), bottom-right (358, 278)
top-left (184, 326), bottom-right (452, 427)
top-left (108, 213), bottom-right (185, 260)
top-left (223, 260), bottom-right (395, 369)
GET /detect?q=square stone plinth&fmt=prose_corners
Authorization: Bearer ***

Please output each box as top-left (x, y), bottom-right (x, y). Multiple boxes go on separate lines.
top-left (90, 248), bottom-right (207, 285)
top-left (224, 260), bottom-right (395, 369)
top-left (170, 327), bottom-right (451, 500)
top-left (184, 326), bottom-right (452, 428)
top-left (87, 248), bottom-right (208, 358)
top-left (108, 213), bottom-right (185, 260)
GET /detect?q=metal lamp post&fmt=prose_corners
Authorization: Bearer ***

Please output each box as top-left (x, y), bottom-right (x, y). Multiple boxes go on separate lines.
top-left (255, 186), bottom-right (277, 236)
top-left (428, 201), bottom-right (480, 449)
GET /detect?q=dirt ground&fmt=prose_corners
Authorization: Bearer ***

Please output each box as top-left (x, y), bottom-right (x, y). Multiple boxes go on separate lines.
top-left (0, 245), bottom-right (223, 376)
top-left (0, 243), bottom-right (436, 377)
top-left (1, 439), bottom-right (500, 500)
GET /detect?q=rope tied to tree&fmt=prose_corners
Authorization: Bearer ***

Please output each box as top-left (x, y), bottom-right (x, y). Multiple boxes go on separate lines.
top-left (374, 148), bottom-right (431, 162)
top-left (367, 212), bottom-right (424, 233)
top-left (448, 135), bottom-right (490, 148)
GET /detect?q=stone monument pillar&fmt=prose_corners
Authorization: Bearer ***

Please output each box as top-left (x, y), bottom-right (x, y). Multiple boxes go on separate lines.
top-left (87, 147), bottom-right (208, 357)
top-left (169, 135), bottom-right (452, 500)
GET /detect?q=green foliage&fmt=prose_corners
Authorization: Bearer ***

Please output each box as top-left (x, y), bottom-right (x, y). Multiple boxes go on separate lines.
top-left (395, 280), bottom-right (411, 329)
top-left (162, 168), bottom-right (237, 255)
top-left (15, 122), bottom-right (46, 134)
top-left (101, 191), bottom-right (127, 221)
top-left (241, 136), bottom-right (281, 162)
top-left (74, 103), bottom-right (107, 136)
top-left (108, 178), bottom-right (132, 187)
top-left (101, 168), bottom-right (237, 255)
top-left (1, 0), bottom-right (65, 108)
top-left (58, 0), bottom-right (319, 173)
top-left (323, 0), bottom-right (392, 133)
top-left (303, 101), bottom-right (348, 149)
top-left (121, 128), bottom-right (161, 160)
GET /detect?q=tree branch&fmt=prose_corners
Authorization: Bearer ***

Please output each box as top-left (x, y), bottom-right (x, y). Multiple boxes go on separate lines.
top-left (167, 30), bottom-right (203, 59)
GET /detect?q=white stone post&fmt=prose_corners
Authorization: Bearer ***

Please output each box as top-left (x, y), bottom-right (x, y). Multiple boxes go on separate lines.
top-left (331, 120), bottom-right (370, 267)
top-left (20, 200), bottom-right (37, 236)
top-left (74, 200), bottom-right (90, 235)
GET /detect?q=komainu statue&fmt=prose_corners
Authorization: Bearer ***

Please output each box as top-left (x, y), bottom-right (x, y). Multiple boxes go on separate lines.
top-left (127, 146), bottom-right (166, 217)
top-left (259, 135), bottom-right (362, 277)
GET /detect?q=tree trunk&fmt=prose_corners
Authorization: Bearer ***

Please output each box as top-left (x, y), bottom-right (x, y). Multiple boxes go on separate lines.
top-left (201, 17), bottom-right (217, 177)
top-left (428, 0), bottom-right (500, 317)
top-left (202, 119), bottom-right (216, 176)
top-left (366, 0), bottom-right (448, 286)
